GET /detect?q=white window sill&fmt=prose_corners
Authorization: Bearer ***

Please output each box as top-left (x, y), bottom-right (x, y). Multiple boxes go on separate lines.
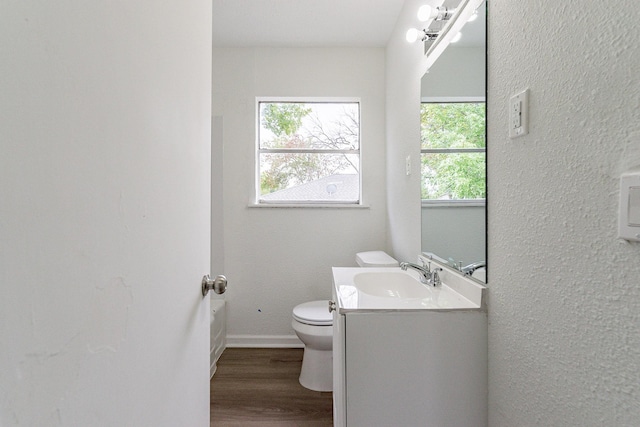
top-left (248, 202), bottom-right (370, 209)
top-left (421, 200), bottom-right (486, 208)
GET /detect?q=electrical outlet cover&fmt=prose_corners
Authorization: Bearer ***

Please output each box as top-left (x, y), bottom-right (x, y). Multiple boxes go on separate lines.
top-left (509, 88), bottom-right (529, 138)
top-left (619, 172), bottom-right (640, 242)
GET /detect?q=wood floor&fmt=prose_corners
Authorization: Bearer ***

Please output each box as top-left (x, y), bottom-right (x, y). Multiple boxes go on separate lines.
top-left (210, 348), bottom-right (333, 426)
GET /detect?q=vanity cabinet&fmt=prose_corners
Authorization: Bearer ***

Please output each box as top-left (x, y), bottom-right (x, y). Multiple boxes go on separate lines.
top-left (332, 280), bottom-right (488, 427)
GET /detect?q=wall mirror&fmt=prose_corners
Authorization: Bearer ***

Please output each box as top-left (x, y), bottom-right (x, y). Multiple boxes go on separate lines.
top-left (420, 2), bottom-right (486, 282)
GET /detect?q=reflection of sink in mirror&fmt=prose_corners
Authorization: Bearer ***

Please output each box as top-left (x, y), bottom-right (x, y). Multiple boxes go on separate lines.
top-left (471, 267), bottom-right (486, 282)
top-left (353, 271), bottom-right (431, 299)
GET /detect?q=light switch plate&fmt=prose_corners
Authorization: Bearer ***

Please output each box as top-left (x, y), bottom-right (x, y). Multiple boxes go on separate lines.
top-left (619, 172), bottom-right (640, 242)
top-left (509, 88), bottom-right (529, 138)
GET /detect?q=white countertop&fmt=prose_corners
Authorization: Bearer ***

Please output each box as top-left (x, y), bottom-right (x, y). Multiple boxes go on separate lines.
top-left (332, 267), bottom-right (485, 313)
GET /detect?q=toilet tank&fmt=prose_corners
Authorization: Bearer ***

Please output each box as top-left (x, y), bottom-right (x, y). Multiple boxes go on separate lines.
top-left (355, 251), bottom-right (399, 267)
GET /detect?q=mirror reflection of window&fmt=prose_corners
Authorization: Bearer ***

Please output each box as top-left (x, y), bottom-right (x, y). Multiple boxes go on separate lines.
top-left (419, 3), bottom-right (486, 280)
top-left (421, 101), bottom-right (486, 202)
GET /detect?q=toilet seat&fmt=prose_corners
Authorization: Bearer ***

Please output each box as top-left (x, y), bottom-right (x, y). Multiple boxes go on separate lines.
top-left (293, 300), bottom-right (332, 326)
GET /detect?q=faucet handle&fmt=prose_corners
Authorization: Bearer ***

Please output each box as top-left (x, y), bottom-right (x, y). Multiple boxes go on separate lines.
top-left (429, 267), bottom-right (443, 287)
top-left (420, 259), bottom-right (431, 272)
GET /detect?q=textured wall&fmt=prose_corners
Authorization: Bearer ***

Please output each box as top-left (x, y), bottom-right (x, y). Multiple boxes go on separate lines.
top-left (212, 48), bottom-right (388, 341)
top-left (487, 0), bottom-right (640, 425)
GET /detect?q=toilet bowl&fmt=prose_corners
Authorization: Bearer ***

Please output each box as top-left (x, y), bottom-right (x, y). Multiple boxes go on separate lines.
top-left (292, 251), bottom-right (398, 392)
top-left (292, 300), bottom-right (333, 392)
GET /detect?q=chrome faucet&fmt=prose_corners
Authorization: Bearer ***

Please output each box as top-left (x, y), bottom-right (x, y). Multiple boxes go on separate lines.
top-left (461, 261), bottom-right (486, 276)
top-left (400, 261), bottom-right (442, 286)
top-left (400, 262), bottom-right (442, 286)
top-left (400, 262), bottom-right (430, 284)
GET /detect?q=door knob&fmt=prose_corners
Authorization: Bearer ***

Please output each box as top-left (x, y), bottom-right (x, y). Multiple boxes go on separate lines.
top-left (202, 274), bottom-right (227, 297)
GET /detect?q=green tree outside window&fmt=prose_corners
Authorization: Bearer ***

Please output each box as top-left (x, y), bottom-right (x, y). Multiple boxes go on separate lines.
top-left (258, 102), bottom-right (360, 201)
top-left (421, 102), bottom-right (486, 200)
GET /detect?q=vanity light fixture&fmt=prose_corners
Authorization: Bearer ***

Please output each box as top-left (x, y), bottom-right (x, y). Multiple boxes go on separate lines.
top-left (405, 28), bottom-right (421, 43)
top-left (407, 0), bottom-right (485, 71)
top-left (406, 5), bottom-right (454, 44)
top-left (405, 28), bottom-right (439, 43)
top-left (417, 5), bottom-right (456, 22)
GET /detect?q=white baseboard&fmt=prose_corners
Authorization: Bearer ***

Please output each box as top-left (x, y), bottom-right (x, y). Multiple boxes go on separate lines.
top-left (209, 359), bottom-right (217, 379)
top-left (210, 346), bottom-right (223, 379)
top-left (226, 334), bottom-right (303, 348)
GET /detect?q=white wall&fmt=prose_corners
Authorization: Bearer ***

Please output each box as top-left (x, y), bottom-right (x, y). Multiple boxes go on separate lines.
top-left (421, 205), bottom-right (485, 264)
top-left (1, 1), bottom-right (212, 425)
top-left (386, 0), bottom-right (426, 263)
top-left (487, 0), bottom-right (640, 425)
top-left (386, 0), bottom-right (467, 263)
top-left (212, 48), bottom-right (388, 342)
top-left (387, 0), bottom-right (640, 425)
top-left (421, 47), bottom-right (485, 98)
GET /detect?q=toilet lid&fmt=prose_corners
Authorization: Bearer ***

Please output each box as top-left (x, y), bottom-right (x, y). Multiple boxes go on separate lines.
top-left (293, 300), bottom-right (333, 326)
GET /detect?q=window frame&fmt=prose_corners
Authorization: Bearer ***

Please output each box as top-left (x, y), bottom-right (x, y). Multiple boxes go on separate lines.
top-left (421, 96), bottom-right (486, 207)
top-left (254, 97), bottom-right (363, 207)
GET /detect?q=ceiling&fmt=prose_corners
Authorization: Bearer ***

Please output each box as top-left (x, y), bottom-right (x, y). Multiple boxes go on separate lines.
top-left (212, 0), bottom-right (485, 48)
top-left (212, 0), bottom-right (406, 47)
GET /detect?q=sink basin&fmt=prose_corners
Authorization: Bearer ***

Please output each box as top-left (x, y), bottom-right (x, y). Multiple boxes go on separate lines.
top-left (353, 271), bottom-right (432, 299)
top-left (333, 267), bottom-right (485, 311)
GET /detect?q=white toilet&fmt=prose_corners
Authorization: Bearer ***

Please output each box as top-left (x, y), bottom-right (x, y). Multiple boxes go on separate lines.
top-left (292, 251), bottom-right (398, 392)
top-left (292, 300), bottom-right (333, 392)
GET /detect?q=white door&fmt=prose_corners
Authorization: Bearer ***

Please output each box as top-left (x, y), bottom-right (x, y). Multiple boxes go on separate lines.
top-left (0, 1), bottom-right (213, 425)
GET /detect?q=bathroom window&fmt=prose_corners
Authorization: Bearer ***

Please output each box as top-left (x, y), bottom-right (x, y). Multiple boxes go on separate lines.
top-left (256, 99), bottom-right (360, 205)
top-left (421, 100), bottom-right (486, 203)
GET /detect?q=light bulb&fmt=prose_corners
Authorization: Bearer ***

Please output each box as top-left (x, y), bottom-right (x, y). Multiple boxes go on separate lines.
top-left (417, 5), bottom-right (435, 22)
top-left (451, 32), bottom-right (462, 43)
top-left (406, 28), bottom-right (420, 43)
